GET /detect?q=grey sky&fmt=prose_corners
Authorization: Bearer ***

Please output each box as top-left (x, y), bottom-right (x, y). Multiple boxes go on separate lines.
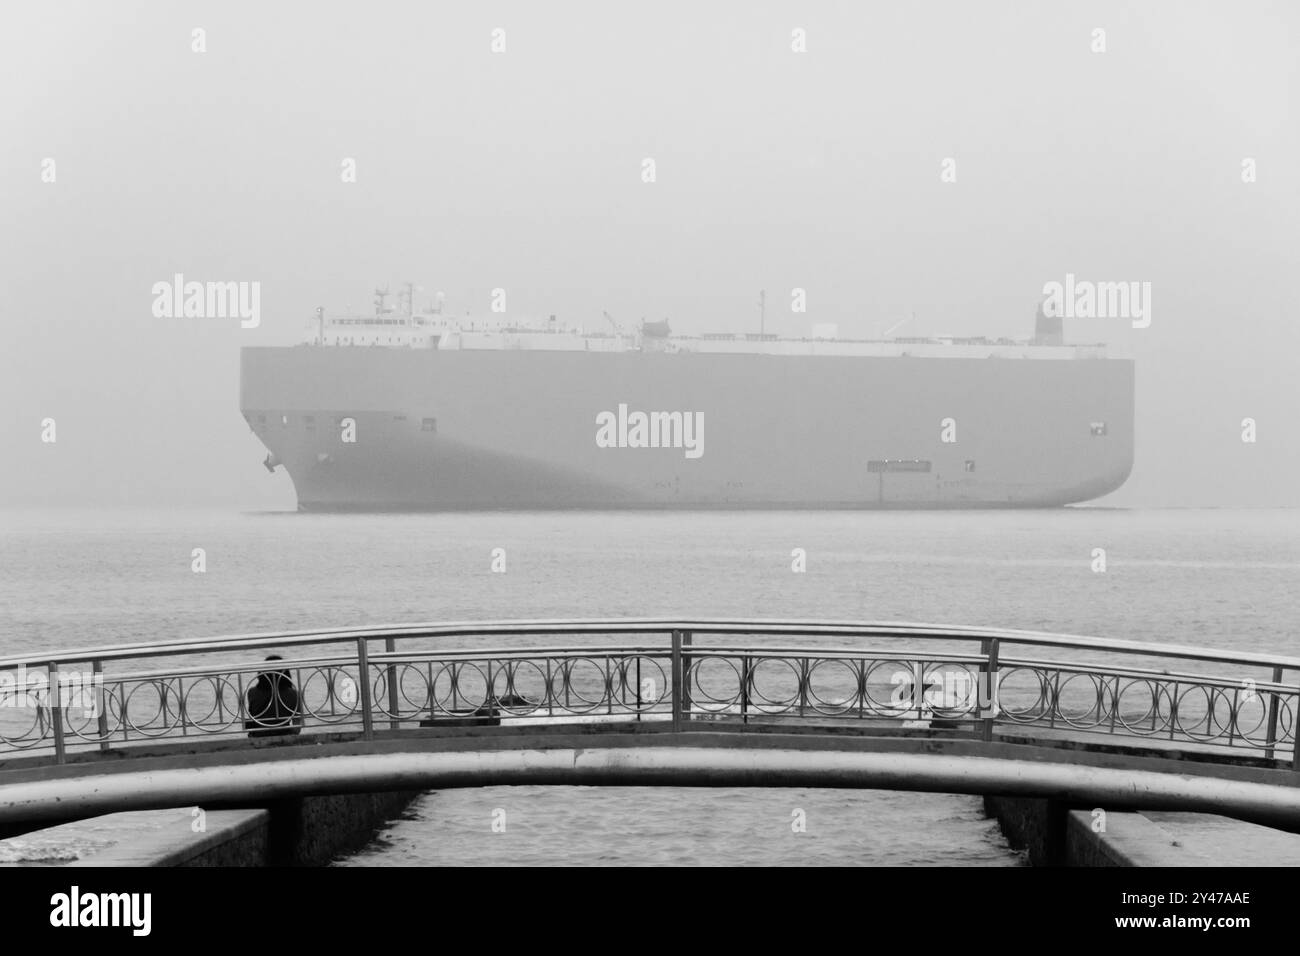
top-left (1, 1), bottom-right (1296, 508)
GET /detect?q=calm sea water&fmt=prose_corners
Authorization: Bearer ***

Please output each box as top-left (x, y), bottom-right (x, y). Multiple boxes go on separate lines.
top-left (2, 507), bottom-right (1297, 865)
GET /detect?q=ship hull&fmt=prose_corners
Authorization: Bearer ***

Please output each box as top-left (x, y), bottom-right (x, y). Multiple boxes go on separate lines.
top-left (239, 348), bottom-right (1134, 510)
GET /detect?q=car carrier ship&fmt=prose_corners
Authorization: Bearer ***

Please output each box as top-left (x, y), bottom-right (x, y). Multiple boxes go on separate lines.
top-left (239, 287), bottom-right (1133, 510)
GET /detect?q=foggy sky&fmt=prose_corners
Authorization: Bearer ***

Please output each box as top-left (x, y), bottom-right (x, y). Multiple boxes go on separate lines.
top-left (2, 1), bottom-right (1297, 509)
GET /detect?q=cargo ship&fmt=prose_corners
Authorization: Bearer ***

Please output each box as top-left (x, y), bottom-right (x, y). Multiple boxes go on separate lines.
top-left (239, 287), bottom-right (1133, 510)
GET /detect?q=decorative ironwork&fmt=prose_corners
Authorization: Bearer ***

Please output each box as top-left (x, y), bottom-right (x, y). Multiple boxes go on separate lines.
top-left (0, 620), bottom-right (1294, 766)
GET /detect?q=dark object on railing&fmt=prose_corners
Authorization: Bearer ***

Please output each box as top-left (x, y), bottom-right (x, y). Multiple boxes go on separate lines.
top-left (246, 656), bottom-right (304, 738)
top-left (898, 675), bottom-right (962, 730)
top-left (420, 705), bottom-right (498, 727)
top-left (419, 693), bottom-right (534, 728)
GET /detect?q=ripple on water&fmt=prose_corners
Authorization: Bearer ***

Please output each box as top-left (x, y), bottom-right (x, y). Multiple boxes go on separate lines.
top-left (336, 788), bottom-right (1027, 867)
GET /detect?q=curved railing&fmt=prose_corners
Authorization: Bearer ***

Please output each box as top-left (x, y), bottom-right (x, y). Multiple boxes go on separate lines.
top-left (0, 619), bottom-right (1296, 768)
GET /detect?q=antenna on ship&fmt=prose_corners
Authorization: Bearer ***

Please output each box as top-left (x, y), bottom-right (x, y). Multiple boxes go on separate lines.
top-left (602, 310), bottom-right (625, 339)
top-left (315, 306), bottom-right (325, 345)
top-left (883, 314), bottom-right (912, 339)
top-left (373, 286), bottom-right (391, 315)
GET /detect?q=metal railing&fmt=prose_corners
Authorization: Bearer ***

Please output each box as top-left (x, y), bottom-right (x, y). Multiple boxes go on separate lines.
top-left (0, 619), bottom-right (1296, 768)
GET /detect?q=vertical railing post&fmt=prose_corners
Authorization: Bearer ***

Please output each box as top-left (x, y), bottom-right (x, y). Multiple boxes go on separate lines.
top-left (741, 654), bottom-right (750, 725)
top-left (635, 656), bottom-right (642, 722)
top-left (357, 638), bottom-right (374, 741)
top-left (1289, 675), bottom-right (1300, 772)
top-left (1108, 675), bottom-right (1120, 735)
top-left (799, 658), bottom-right (809, 718)
top-left (671, 629), bottom-right (683, 732)
top-left (1226, 684), bottom-right (1240, 747)
top-left (93, 659), bottom-right (109, 753)
top-left (1292, 704), bottom-right (1300, 771)
top-left (979, 639), bottom-right (1000, 743)
top-left (605, 657), bottom-right (613, 716)
top-left (1263, 666), bottom-right (1281, 762)
top-left (48, 662), bottom-right (66, 765)
top-left (385, 636), bottom-right (400, 731)
top-left (681, 630), bottom-right (693, 721)
top-left (545, 659), bottom-right (554, 718)
top-left (1049, 672), bottom-right (1061, 730)
top-left (912, 661), bottom-right (924, 720)
top-left (176, 676), bottom-right (188, 736)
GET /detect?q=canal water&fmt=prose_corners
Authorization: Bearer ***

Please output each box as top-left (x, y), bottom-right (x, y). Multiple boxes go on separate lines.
top-left (2, 508), bottom-right (1297, 865)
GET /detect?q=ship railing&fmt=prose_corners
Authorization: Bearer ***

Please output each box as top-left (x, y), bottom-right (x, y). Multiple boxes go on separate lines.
top-left (0, 619), bottom-right (1295, 767)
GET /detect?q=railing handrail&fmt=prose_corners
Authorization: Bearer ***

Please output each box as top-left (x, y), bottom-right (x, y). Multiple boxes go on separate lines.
top-left (55, 645), bottom-right (680, 685)
top-left (1, 620), bottom-right (1296, 769)
top-left (1, 618), bottom-right (1297, 673)
top-left (62, 644), bottom-right (992, 688)
top-left (37, 646), bottom-right (1292, 700)
top-left (993, 654), bottom-right (1298, 691)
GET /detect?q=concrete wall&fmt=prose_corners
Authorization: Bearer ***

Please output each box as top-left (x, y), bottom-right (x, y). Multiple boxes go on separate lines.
top-left (67, 809), bottom-right (271, 867)
top-left (258, 791), bottom-right (421, 866)
top-left (985, 795), bottom-right (1300, 866)
top-left (1061, 809), bottom-right (1208, 867)
top-left (983, 796), bottom-right (1070, 866)
top-left (17, 791), bottom-right (421, 867)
